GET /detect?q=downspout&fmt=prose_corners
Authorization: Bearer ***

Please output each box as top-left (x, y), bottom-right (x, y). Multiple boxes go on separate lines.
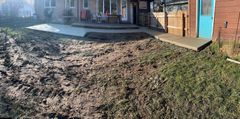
top-left (77, 0), bottom-right (80, 21)
top-left (188, 0), bottom-right (191, 36)
top-left (196, 0), bottom-right (199, 37)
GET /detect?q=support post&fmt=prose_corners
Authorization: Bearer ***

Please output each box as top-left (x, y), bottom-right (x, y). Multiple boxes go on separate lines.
top-left (163, 0), bottom-right (168, 32)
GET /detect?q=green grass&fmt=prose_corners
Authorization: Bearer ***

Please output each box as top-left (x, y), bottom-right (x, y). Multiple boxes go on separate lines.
top-left (100, 43), bottom-right (240, 118)
top-left (148, 44), bottom-right (240, 118)
top-left (82, 51), bottom-right (94, 57)
top-left (0, 28), bottom-right (21, 38)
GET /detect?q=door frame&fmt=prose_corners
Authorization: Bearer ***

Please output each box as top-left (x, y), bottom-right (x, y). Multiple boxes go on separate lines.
top-left (120, 0), bottom-right (128, 21)
top-left (131, 2), bottom-right (137, 24)
top-left (196, 0), bottom-right (216, 39)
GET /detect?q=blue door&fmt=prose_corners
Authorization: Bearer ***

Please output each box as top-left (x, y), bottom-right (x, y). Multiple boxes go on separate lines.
top-left (198, 0), bottom-right (215, 39)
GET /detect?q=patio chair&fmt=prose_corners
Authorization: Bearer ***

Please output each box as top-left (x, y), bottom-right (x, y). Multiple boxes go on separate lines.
top-left (80, 10), bottom-right (87, 21)
top-left (91, 15), bottom-right (96, 23)
top-left (101, 15), bottom-right (108, 23)
top-left (80, 10), bottom-right (92, 21)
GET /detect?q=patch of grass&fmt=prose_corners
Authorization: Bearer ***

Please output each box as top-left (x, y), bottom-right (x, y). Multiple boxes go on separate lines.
top-left (156, 44), bottom-right (240, 118)
top-left (99, 43), bottom-right (240, 119)
top-left (82, 51), bottom-right (94, 57)
top-left (140, 52), bottom-right (160, 65)
top-left (140, 50), bottom-right (172, 65)
top-left (100, 78), bottom-right (140, 119)
top-left (1, 28), bottom-right (22, 38)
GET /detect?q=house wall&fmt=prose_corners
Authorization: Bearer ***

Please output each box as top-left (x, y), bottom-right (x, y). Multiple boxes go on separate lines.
top-left (212, 0), bottom-right (240, 41)
top-left (35, 0), bottom-right (78, 22)
top-left (35, 0), bottom-right (137, 23)
top-left (189, 0), bottom-right (240, 41)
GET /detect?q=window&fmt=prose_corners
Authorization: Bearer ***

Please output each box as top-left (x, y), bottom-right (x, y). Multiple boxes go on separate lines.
top-left (65, 0), bottom-right (75, 8)
top-left (83, 0), bottom-right (88, 8)
top-left (98, 0), bottom-right (103, 14)
top-left (111, 0), bottom-right (117, 15)
top-left (104, 0), bottom-right (110, 14)
top-left (201, 0), bottom-right (212, 16)
top-left (98, 0), bottom-right (118, 15)
top-left (45, 0), bottom-right (56, 8)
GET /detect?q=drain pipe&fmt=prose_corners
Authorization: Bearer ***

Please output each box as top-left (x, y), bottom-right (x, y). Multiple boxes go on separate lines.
top-left (227, 58), bottom-right (240, 65)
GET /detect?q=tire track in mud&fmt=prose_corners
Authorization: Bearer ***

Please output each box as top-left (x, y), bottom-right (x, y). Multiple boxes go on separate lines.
top-left (0, 32), bottom-right (39, 117)
top-left (0, 32), bottom-right (8, 77)
top-left (0, 31), bottom-right (104, 118)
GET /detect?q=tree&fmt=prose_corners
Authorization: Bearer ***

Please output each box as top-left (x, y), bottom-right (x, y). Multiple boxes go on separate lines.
top-left (1, 0), bottom-right (24, 17)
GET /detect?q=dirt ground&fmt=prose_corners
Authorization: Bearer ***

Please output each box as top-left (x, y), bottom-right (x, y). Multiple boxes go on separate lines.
top-left (0, 29), bottom-right (167, 118)
top-left (1, 25), bottom-right (240, 118)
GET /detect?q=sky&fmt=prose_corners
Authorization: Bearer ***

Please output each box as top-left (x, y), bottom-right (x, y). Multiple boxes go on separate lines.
top-left (0, 0), bottom-right (5, 4)
top-left (25, 0), bottom-right (34, 5)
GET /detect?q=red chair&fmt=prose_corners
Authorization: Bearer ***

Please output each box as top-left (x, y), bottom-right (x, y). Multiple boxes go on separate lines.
top-left (80, 10), bottom-right (87, 21)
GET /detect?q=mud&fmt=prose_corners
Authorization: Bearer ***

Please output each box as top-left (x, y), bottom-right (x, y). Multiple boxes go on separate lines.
top-left (0, 29), bottom-right (165, 118)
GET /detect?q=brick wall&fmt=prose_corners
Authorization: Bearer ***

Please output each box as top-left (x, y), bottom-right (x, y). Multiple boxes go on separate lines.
top-left (213, 0), bottom-right (240, 41)
top-left (188, 0), bottom-right (197, 38)
top-left (189, 0), bottom-right (240, 41)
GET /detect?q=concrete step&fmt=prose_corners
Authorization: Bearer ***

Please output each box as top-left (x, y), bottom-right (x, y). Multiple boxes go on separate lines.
top-left (72, 23), bottom-right (139, 29)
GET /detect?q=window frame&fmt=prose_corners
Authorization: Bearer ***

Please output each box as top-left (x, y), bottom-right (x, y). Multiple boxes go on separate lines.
top-left (97, 0), bottom-right (118, 15)
top-left (44, 0), bottom-right (56, 8)
top-left (83, 0), bottom-right (89, 9)
top-left (65, 0), bottom-right (75, 8)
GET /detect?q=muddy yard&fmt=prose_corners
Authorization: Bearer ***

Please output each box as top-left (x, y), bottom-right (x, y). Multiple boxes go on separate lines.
top-left (1, 24), bottom-right (240, 118)
top-left (0, 29), bottom-right (164, 118)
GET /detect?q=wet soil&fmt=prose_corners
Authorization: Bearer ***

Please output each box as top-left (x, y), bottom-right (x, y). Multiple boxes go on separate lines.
top-left (0, 30), bottom-right (167, 118)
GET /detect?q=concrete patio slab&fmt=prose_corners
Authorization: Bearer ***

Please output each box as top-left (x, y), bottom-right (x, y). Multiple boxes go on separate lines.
top-left (142, 28), bottom-right (212, 51)
top-left (26, 24), bottom-right (143, 37)
top-left (26, 23), bottom-right (211, 51)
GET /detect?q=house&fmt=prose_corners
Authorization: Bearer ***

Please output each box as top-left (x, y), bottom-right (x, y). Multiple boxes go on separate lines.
top-left (189, 0), bottom-right (240, 41)
top-left (35, 0), bottom-right (240, 42)
top-left (35, 0), bottom-right (153, 24)
top-left (18, 0), bottom-right (35, 17)
top-left (0, 0), bottom-right (35, 17)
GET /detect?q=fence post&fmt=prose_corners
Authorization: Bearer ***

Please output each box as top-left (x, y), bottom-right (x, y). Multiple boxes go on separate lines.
top-left (165, 12), bottom-right (168, 33)
top-left (181, 12), bottom-right (184, 36)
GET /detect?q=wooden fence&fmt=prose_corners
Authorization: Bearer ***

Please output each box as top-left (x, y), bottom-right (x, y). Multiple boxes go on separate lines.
top-left (148, 11), bottom-right (189, 37)
top-left (149, 12), bottom-right (166, 30)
